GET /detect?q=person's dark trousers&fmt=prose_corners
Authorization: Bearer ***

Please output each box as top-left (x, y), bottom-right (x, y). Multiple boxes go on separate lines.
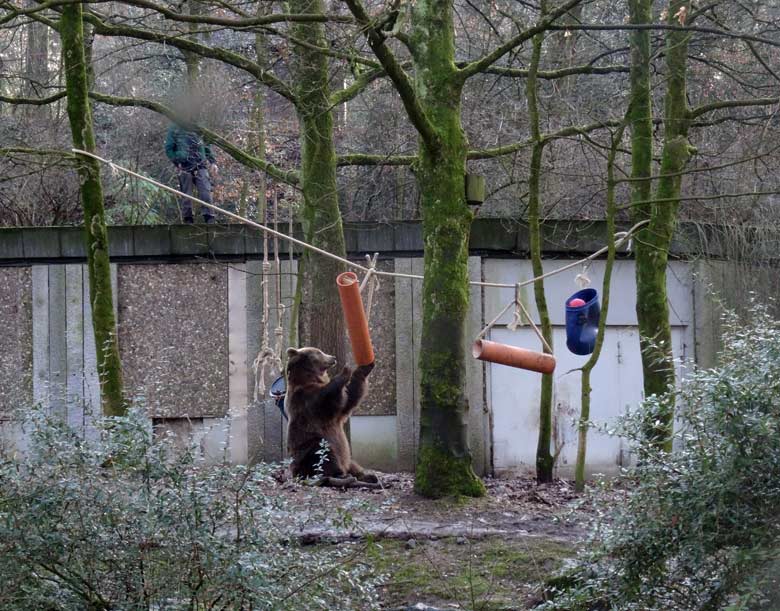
top-left (178, 167), bottom-right (214, 223)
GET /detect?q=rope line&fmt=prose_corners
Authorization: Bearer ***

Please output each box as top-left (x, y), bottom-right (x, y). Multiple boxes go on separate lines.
top-left (360, 252), bottom-right (379, 325)
top-left (72, 149), bottom-right (648, 291)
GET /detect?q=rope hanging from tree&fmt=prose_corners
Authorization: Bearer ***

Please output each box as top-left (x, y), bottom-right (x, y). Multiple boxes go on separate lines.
top-left (252, 190), bottom-right (273, 398)
top-left (252, 188), bottom-right (286, 399)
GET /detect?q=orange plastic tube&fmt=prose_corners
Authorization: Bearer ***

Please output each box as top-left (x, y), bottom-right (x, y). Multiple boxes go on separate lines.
top-left (472, 339), bottom-right (556, 374)
top-left (336, 271), bottom-right (375, 366)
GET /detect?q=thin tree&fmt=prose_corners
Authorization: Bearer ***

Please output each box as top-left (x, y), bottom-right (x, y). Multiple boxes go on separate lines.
top-left (60, 1), bottom-right (125, 416)
top-left (574, 122), bottom-right (625, 492)
top-left (525, 3), bottom-right (556, 483)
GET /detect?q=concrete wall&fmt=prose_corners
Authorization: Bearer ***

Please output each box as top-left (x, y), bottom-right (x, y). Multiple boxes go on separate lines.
top-left (0, 221), bottom-right (775, 475)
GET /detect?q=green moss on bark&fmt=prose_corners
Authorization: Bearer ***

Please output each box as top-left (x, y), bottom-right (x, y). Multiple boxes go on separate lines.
top-left (575, 124), bottom-right (625, 492)
top-left (628, 0), bottom-right (653, 220)
top-left (633, 0), bottom-right (693, 450)
top-left (409, 0), bottom-right (483, 498)
top-left (61, 4), bottom-right (125, 417)
top-left (288, 0), bottom-right (348, 362)
top-left (526, 20), bottom-right (556, 484)
top-left (415, 444), bottom-right (485, 499)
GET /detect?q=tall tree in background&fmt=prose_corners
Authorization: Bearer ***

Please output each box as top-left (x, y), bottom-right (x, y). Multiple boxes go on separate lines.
top-left (60, 2), bottom-right (125, 416)
top-left (634, 0), bottom-right (693, 449)
top-left (289, 0), bottom-right (348, 364)
top-left (627, 0), bottom-right (662, 439)
top-left (345, 0), bottom-right (582, 497)
top-left (345, 0), bottom-right (485, 497)
top-left (525, 6), bottom-right (556, 483)
top-left (23, 0), bottom-right (49, 98)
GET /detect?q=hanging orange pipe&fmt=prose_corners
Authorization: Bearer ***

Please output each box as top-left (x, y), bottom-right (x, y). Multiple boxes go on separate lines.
top-left (336, 271), bottom-right (375, 366)
top-left (472, 339), bottom-right (556, 374)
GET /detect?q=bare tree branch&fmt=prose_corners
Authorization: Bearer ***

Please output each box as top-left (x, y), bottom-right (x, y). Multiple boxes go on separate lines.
top-left (77, 8), bottom-right (297, 102)
top-left (458, 0), bottom-right (584, 79)
top-left (342, 0), bottom-right (440, 152)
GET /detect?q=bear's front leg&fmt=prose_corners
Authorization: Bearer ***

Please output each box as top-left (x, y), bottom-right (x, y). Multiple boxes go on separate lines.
top-left (344, 361), bottom-right (374, 413)
top-left (318, 367), bottom-right (351, 417)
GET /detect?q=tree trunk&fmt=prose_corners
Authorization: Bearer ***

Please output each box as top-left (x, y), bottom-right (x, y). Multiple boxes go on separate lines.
top-left (628, 0), bottom-right (663, 440)
top-left (61, 4), bottom-right (125, 416)
top-left (183, 0), bottom-right (202, 90)
top-left (526, 19), bottom-right (556, 484)
top-left (239, 26), bottom-right (268, 220)
top-left (636, 0), bottom-right (693, 449)
top-left (24, 0), bottom-right (49, 97)
top-left (411, 0), bottom-right (484, 498)
top-left (289, 0), bottom-right (348, 365)
top-left (575, 123), bottom-right (625, 492)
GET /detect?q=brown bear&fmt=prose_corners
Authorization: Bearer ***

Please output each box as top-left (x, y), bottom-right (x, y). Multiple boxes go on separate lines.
top-left (284, 346), bottom-right (379, 487)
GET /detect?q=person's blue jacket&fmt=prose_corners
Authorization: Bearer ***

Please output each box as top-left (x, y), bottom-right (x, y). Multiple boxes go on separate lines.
top-left (165, 125), bottom-right (216, 171)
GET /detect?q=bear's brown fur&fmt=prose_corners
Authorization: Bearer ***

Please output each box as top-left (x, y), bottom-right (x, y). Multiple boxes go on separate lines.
top-left (285, 347), bottom-right (378, 485)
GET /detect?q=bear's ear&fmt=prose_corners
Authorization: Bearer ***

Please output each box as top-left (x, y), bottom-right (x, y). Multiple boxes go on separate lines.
top-left (286, 347), bottom-right (299, 358)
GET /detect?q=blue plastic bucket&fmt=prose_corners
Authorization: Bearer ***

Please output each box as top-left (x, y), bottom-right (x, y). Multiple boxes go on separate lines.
top-left (270, 375), bottom-right (287, 420)
top-left (565, 288), bottom-right (600, 355)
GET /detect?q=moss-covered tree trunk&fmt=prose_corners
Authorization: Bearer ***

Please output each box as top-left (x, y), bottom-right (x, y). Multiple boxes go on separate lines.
top-left (628, 0), bottom-right (653, 317)
top-left (628, 0), bottom-right (662, 439)
top-left (289, 0), bottom-right (348, 364)
top-left (411, 0), bottom-right (484, 498)
top-left (635, 0), bottom-right (693, 448)
top-left (575, 123), bottom-right (625, 492)
top-left (526, 19), bottom-right (556, 484)
top-left (61, 4), bottom-right (125, 416)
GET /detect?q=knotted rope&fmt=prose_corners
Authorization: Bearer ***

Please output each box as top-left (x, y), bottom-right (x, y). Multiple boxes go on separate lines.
top-left (359, 252), bottom-right (379, 324)
top-left (252, 189), bottom-right (285, 399)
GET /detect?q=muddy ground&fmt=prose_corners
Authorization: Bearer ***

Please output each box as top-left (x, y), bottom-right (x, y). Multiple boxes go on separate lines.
top-left (265, 472), bottom-right (617, 610)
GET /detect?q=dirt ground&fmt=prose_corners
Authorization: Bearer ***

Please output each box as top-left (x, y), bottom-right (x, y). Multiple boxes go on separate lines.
top-left (267, 472), bottom-right (615, 610)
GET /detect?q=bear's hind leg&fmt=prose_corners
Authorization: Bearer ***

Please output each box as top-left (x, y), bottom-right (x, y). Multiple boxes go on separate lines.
top-left (294, 445), bottom-right (348, 480)
top-left (349, 461), bottom-right (379, 484)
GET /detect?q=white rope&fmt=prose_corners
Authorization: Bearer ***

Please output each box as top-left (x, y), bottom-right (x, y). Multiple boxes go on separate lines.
top-left (507, 283), bottom-right (524, 331)
top-left (516, 298), bottom-right (553, 354)
top-left (575, 261), bottom-right (592, 288)
top-left (360, 252), bottom-right (379, 324)
top-left (72, 149), bottom-right (648, 290)
top-left (72, 149), bottom-right (372, 274)
top-left (476, 283), bottom-right (552, 353)
top-left (252, 188), bottom-right (288, 399)
top-left (252, 190), bottom-right (273, 399)
top-left (272, 189), bottom-right (285, 372)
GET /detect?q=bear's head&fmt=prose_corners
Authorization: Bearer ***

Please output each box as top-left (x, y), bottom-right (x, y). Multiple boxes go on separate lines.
top-left (286, 347), bottom-right (337, 385)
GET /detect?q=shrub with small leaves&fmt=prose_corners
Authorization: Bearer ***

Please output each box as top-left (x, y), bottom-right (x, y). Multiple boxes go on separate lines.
top-left (0, 408), bottom-right (383, 610)
top-left (542, 303), bottom-right (780, 611)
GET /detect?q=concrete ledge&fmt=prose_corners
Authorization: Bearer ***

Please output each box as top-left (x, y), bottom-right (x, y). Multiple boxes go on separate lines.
top-left (1, 220), bottom-right (778, 264)
top-left (22, 227), bottom-right (61, 258)
top-left (132, 225), bottom-right (170, 256)
top-left (0, 229), bottom-right (23, 259)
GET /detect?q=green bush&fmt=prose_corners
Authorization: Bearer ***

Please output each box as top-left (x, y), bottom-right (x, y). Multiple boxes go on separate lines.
top-left (0, 408), bottom-right (383, 610)
top-left (542, 304), bottom-right (780, 611)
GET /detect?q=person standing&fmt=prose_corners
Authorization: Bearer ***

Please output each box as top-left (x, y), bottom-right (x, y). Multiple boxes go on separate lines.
top-left (164, 123), bottom-right (219, 223)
